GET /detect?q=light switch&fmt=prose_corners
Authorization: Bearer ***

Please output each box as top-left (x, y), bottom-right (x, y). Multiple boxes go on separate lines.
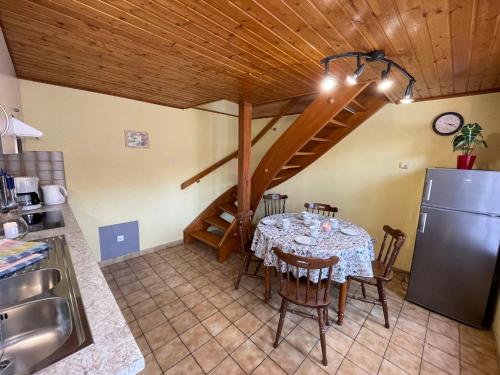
top-left (116, 235), bottom-right (125, 243)
top-left (399, 161), bottom-right (409, 170)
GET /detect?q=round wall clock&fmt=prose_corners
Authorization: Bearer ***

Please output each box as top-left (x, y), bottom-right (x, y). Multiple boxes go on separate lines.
top-left (432, 112), bottom-right (464, 135)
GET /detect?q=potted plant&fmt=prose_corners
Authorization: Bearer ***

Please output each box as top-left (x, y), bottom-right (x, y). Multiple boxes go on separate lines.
top-left (452, 123), bottom-right (488, 169)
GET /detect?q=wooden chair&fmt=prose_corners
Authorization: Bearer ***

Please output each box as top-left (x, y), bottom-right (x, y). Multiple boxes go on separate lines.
top-left (234, 210), bottom-right (264, 290)
top-left (263, 193), bottom-right (288, 216)
top-left (347, 225), bottom-right (406, 328)
top-left (273, 247), bottom-right (339, 366)
top-left (304, 202), bottom-right (338, 217)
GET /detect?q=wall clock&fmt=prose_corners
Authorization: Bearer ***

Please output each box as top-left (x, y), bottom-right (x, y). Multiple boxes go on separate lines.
top-left (432, 112), bottom-right (464, 136)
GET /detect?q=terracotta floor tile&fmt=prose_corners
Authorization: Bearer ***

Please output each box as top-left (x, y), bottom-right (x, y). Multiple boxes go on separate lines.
top-left (191, 300), bottom-right (218, 321)
top-left (231, 339), bottom-right (267, 374)
top-left (425, 329), bottom-right (459, 357)
top-left (193, 338), bottom-right (228, 373)
top-left (128, 320), bottom-right (142, 338)
top-left (355, 327), bottom-right (388, 356)
top-left (267, 314), bottom-right (297, 338)
top-left (459, 324), bottom-right (496, 357)
top-left (336, 358), bottom-right (369, 375)
top-left (152, 289), bottom-right (177, 307)
top-left (170, 310), bottom-right (199, 334)
top-left (460, 342), bottom-right (498, 374)
top-left (325, 327), bottom-right (354, 356)
top-left (395, 316), bottom-right (427, 341)
top-left (130, 298), bottom-right (158, 319)
top-left (164, 354), bottom-right (204, 375)
top-left (237, 292), bottom-right (261, 309)
top-left (199, 283), bottom-right (222, 298)
top-left (154, 336), bottom-right (189, 371)
top-left (286, 325), bottom-right (319, 356)
top-left (251, 324), bottom-right (279, 355)
top-left (427, 316), bottom-right (459, 342)
top-left (308, 341), bottom-right (344, 374)
top-left (423, 343), bottom-right (459, 375)
top-left (362, 316), bottom-right (394, 340)
top-left (179, 323), bottom-right (212, 352)
top-left (333, 317), bottom-right (362, 339)
top-left (180, 290), bottom-right (206, 309)
top-left (390, 328), bottom-right (424, 357)
top-left (378, 359), bottom-right (405, 375)
top-left (135, 335), bottom-right (151, 356)
top-left (144, 281), bottom-right (169, 297)
top-left (251, 303), bottom-right (278, 323)
top-left (173, 283), bottom-right (196, 297)
top-left (125, 289), bottom-right (150, 306)
top-left (252, 357), bottom-right (286, 375)
top-left (208, 356), bottom-right (245, 375)
top-left (270, 340), bottom-right (305, 374)
top-left (160, 299), bottom-right (186, 320)
top-left (137, 309), bottom-right (167, 334)
top-left (420, 360), bottom-right (449, 374)
top-left (346, 341), bottom-right (382, 375)
top-left (216, 324), bottom-right (247, 353)
top-left (384, 343), bottom-right (421, 375)
top-left (209, 292), bottom-right (234, 309)
top-left (144, 321), bottom-right (177, 351)
top-left (202, 311), bottom-right (231, 336)
top-left (460, 360), bottom-right (491, 375)
top-left (295, 358), bottom-right (329, 375)
top-left (221, 301), bottom-right (248, 322)
top-left (234, 311), bottom-right (263, 337)
top-left (141, 353), bottom-right (162, 375)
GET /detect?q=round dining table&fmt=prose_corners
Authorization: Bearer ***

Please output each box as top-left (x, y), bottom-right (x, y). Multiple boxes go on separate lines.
top-left (251, 212), bottom-right (375, 325)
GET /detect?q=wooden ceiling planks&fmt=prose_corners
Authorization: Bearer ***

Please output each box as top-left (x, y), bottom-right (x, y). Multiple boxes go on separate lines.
top-left (0, 0), bottom-right (498, 108)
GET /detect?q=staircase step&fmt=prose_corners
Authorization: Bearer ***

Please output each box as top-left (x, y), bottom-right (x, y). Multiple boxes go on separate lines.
top-left (350, 99), bottom-right (367, 112)
top-left (327, 119), bottom-right (348, 128)
top-left (272, 176), bottom-right (286, 181)
top-left (190, 230), bottom-right (222, 249)
top-left (203, 216), bottom-right (231, 231)
top-left (310, 137), bottom-right (332, 142)
top-left (281, 165), bottom-right (301, 170)
top-left (219, 203), bottom-right (238, 216)
top-left (295, 151), bottom-right (316, 156)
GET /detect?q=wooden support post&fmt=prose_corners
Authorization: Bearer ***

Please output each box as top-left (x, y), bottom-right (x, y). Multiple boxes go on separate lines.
top-left (238, 102), bottom-right (252, 214)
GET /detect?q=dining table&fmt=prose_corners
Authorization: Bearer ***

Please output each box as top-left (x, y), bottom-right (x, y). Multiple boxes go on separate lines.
top-left (251, 212), bottom-right (375, 325)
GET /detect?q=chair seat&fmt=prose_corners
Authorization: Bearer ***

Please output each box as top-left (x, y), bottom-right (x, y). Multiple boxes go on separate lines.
top-left (279, 275), bottom-right (330, 307)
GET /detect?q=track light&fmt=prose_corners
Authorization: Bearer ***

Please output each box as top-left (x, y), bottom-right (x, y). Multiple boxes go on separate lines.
top-left (377, 63), bottom-right (393, 91)
top-left (320, 62), bottom-right (336, 91)
top-left (346, 63), bottom-right (365, 85)
top-left (400, 80), bottom-right (415, 104)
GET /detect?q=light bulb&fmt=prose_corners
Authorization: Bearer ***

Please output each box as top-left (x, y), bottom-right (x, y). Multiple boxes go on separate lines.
top-left (321, 75), bottom-right (336, 91)
top-left (378, 78), bottom-right (393, 91)
top-left (400, 97), bottom-right (414, 104)
top-left (346, 75), bottom-right (357, 85)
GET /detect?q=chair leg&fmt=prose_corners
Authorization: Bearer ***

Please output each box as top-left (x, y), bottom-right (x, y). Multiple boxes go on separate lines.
top-left (235, 253), bottom-right (250, 290)
top-left (317, 307), bottom-right (328, 366)
top-left (361, 282), bottom-right (367, 298)
top-left (254, 260), bottom-right (262, 275)
top-left (325, 306), bottom-right (330, 326)
top-left (376, 279), bottom-right (390, 328)
top-left (274, 299), bottom-right (288, 348)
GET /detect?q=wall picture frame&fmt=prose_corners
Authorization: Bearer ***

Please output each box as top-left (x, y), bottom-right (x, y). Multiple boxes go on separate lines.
top-left (124, 130), bottom-right (149, 148)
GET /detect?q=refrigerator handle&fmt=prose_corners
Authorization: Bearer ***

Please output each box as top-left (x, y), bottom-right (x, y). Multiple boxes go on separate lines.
top-left (418, 212), bottom-right (428, 233)
top-left (423, 179), bottom-right (433, 201)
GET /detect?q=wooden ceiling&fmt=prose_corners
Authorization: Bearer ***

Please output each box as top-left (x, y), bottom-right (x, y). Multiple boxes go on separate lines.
top-left (0, 0), bottom-right (499, 109)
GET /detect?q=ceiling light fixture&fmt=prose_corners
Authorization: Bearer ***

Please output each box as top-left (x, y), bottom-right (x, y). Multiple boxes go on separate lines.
top-left (320, 50), bottom-right (416, 103)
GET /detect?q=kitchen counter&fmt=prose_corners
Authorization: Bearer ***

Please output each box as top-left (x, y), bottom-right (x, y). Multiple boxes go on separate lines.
top-left (20, 203), bottom-right (144, 374)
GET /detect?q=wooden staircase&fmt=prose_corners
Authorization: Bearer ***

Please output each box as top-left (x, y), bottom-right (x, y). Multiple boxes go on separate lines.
top-left (184, 82), bottom-right (389, 262)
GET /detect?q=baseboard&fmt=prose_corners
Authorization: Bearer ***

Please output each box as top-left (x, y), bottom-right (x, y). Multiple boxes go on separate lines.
top-left (99, 239), bottom-right (183, 267)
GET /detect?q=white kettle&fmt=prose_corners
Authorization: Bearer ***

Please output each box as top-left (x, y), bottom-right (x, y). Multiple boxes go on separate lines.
top-left (41, 185), bottom-right (67, 205)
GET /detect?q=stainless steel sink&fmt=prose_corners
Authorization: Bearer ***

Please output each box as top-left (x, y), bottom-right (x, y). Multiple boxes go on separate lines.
top-left (0, 269), bottom-right (61, 308)
top-left (0, 236), bottom-right (92, 375)
top-left (0, 298), bottom-right (72, 375)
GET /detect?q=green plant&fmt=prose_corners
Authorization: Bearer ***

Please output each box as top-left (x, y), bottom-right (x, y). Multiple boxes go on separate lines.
top-left (452, 123), bottom-right (488, 155)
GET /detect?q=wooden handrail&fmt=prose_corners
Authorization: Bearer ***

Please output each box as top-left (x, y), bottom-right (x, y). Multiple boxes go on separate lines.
top-left (180, 97), bottom-right (300, 189)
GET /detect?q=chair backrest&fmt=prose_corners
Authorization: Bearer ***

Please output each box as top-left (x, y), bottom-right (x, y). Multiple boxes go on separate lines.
top-left (273, 247), bottom-right (339, 306)
top-left (304, 202), bottom-right (338, 217)
top-left (263, 193), bottom-right (288, 216)
top-left (377, 225), bottom-right (406, 278)
top-left (236, 210), bottom-right (254, 253)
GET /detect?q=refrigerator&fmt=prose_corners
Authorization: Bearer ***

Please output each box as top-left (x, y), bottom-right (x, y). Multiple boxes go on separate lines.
top-left (407, 168), bottom-right (500, 329)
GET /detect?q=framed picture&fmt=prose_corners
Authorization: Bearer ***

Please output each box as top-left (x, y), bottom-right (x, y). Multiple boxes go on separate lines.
top-left (125, 130), bottom-right (149, 148)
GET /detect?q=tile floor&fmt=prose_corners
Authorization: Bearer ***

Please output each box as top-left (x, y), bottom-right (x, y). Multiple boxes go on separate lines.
top-left (101, 243), bottom-right (499, 375)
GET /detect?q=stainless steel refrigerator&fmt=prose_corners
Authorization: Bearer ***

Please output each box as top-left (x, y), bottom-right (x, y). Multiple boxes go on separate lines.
top-left (407, 168), bottom-right (500, 328)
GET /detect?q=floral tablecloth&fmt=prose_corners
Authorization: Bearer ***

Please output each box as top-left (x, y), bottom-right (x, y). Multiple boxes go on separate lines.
top-left (251, 213), bottom-right (374, 283)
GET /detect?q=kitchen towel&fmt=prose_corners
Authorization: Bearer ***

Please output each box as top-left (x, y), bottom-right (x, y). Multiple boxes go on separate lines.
top-left (0, 253), bottom-right (46, 278)
top-left (0, 239), bottom-right (49, 263)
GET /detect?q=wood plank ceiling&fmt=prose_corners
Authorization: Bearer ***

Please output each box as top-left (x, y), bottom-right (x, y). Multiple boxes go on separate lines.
top-left (0, 0), bottom-right (499, 109)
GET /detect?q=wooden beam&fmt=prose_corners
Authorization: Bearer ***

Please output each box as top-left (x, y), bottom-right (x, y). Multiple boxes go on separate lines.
top-left (238, 102), bottom-right (252, 215)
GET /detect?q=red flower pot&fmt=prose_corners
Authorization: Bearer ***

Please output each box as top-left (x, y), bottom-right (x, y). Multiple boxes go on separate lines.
top-left (457, 155), bottom-right (476, 169)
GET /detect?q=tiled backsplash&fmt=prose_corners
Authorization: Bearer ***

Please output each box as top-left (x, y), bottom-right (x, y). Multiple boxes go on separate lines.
top-left (0, 151), bottom-right (66, 187)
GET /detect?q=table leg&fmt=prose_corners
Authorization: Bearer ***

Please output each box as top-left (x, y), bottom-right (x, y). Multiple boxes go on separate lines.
top-left (264, 266), bottom-right (271, 304)
top-left (337, 282), bottom-right (347, 325)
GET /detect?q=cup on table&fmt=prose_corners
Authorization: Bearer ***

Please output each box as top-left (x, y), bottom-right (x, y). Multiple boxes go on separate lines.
top-left (330, 218), bottom-right (340, 230)
top-left (312, 219), bottom-right (321, 227)
top-left (310, 225), bottom-right (320, 238)
top-left (281, 218), bottom-right (291, 231)
top-left (303, 215), bottom-right (312, 226)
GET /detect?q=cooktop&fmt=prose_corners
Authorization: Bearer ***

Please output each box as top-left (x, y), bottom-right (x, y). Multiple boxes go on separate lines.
top-left (22, 210), bottom-right (65, 232)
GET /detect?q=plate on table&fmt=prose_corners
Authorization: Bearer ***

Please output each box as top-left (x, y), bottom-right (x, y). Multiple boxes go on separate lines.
top-left (294, 235), bottom-right (317, 246)
top-left (340, 227), bottom-right (361, 236)
top-left (261, 218), bottom-right (277, 226)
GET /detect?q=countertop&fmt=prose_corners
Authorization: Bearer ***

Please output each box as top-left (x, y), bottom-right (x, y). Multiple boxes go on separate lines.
top-left (19, 203), bottom-right (144, 374)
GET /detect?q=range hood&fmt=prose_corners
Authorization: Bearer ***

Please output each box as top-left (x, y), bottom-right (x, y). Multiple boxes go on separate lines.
top-left (1, 104), bottom-right (43, 138)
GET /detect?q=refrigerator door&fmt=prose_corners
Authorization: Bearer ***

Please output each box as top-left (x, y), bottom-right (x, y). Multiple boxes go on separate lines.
top-left (422, 169), bottom-right (500, 215)
top-left (407, 206), bottom-right (500, 327)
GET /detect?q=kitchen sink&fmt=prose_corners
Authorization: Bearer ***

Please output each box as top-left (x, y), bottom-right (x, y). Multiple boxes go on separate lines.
top-left (0, 236), bottom-right (92, 375)
top-left (0, 268), bottom-right (61, 308)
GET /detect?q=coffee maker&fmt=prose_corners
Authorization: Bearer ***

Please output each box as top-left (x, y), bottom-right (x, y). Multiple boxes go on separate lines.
top-left (14, 176), bottom-right (41, 211)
